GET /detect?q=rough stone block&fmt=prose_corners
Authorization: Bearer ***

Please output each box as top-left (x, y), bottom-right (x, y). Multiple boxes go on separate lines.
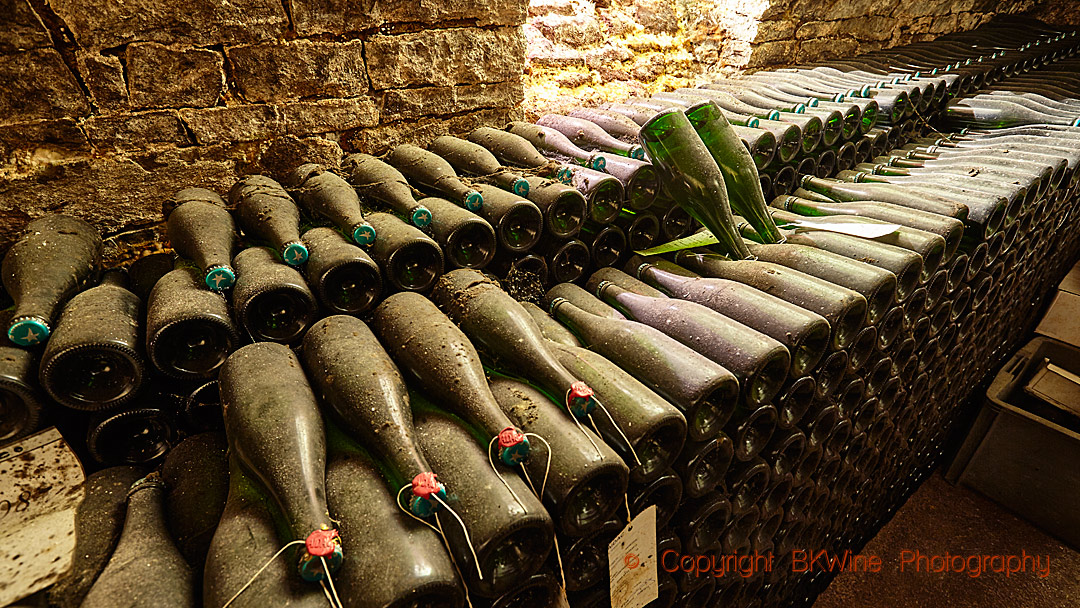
top-left (127, 43), bottom-right (224, 109)
top-left (754, 20), bottom-right (798, 42)
top-left (0, 49), bottom-right (90, 124)
top-left (367, 27), bottom-right (525, 90)
top-left (381, 80), bottom-right (524, 121)
top-left (84, 111), bottom-right (192, 151)
top-left (584, 42), bottom-right (635, 65)
top-left (343, 107), bottom-right (520, 156)
top-left (250, 135), bottom-right (343, 182)
top-left (49, 0), bottom-right (287, 50)
top-left (746, 39), bottom-right (799, 68)
top-left (530, 0), bottom-right (578, 17)
top-left (291, 0), bottom-right (525, 36)
top-left (280, 97), bottom-right (380, 135)
top-left (530, 13), bottom-right (605, 47)
top-left (797, 37), bottom-right (859, 63)
top-left (633, 0), bottom-right (679, 33)
top-left (839, 15), bottom-right (899, 41)
top-left (179, 104), bottom-right (284, 145)
top-left (0, 0), bottom-right (51, 52)
top-left (928, 13), bottom-right (960, 34)
top-left (796, 20), bottom-right (842, 40)
top-left (0, 119), bottom-right (89, 166)
top-left (226, 39), bottom-right (367, 103)
top-left (75, 52), bottom-right (129, 111)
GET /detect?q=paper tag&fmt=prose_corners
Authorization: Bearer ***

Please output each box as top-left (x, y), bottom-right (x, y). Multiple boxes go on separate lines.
top-left (636, 231), bottom-right (719, 256)
top-left (779, 218), bottom-right (902, 238)
top-left (555, 586), bottom-right (572, 608)
top-left (608, 505), bottom-right (658, 608)
top-left (0, 427), bottom-right (86, 605)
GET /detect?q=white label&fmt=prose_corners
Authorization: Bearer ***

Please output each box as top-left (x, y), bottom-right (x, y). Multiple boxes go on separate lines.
top-left (0, 427), bottom-right (86, 605)
top-left (608, 505), bottom-right (658, 608)
top-left (782, 218), bottom-right (902, 238)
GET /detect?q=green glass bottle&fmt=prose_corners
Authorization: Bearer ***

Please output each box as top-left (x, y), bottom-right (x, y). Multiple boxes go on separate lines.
top-left (638, 108), bottom-right (752, 260)
top-left (230, 175), bottom-right (309, 266)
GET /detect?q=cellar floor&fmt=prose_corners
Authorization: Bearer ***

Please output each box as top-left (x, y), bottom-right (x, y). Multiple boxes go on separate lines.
top-left (814, 472), bottom-right (1080, 608)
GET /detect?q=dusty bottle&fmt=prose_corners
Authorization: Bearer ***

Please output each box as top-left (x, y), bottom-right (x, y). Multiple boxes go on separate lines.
top-left (556, 520), bottom-right (623, 592)
top-left (300, 227), bottom-right (382, 315)
top-left (537, 114), bottom-right (646, 159)
top-left (467, 126), bottom-right (571, 182)
top-left (685, 100), bottom-right (785, 243)
top-left (569, 107), bottom-right (646, 139)
top-left (382, 145), bottom-right (479, 215)
top-left (363, 212), bottom-right (445, 292)
top-left (535, 238), bottom-right (590, 285)
top-left (80, 474), bottom-right (195, 608)
top-left (627, 256), bottom-right (831, 377)
top-left (615, 209), bottom-right (662, 251)
top-left (0, 310), bottom-right (43, 443)
top-left (673, 250), bottom-right (868, 350)
top-left (412, 407), bottom-right (554, 598)
top-left (674, 435), bottom-right (734, 498)
top-left (299, 315), bottom-right (446, 517)
top-left (85, 403), bottom-right (176, 466)
top-left (230, 175), bottom-right (309, 266)
top-left (740, 234), bottom-right (899, 325)
top-left (508, 121), bottom-right (607, 170)
top-left (638, 108), bottom-right (753, 260)
top-left (594, 153), bottom-right (662, 210)
top-left (203, 459), bottom-right (329, 608)
top-left (429, 135), bottom-right (531, 196)
top-left (587, 268), bottom-right (791, 406)
top-left (290, 164), bottom-right (376, 245)
top-left (417, 196), bottom-right (497, 269)
top-left (800, 175), bottom-right (969, 221)
top-left (675, 493), bottom-right (733, 553)
top-left (161, 432), bottom-right (229, 582)
top-left (566, 165), bottom-right (624, 225)
top-left (345, 151), bottom-right (437, 225)
top-left (545, 288), bottom-right (741, 440)
top-left (372, 293), bottom-right (532, 467)
top-left (164, 188), bottom-right (237, 291)
top-left (219, 342), bottom-right (342, 582)
top-left (431, 269), bottom-right (597, 416)
top-left (3, 214), bottom-right (101, 346)
top-left (146, 267), bottom-right (238, 380)
top-left (490, 376), bottom-right (630, 537)
top-left (325, 446), bottom-right (466, 608)
top-left (39, 271), bottom-right (144, 411)
top-left (579, 222), bottom-right (628, 268)
top-left (472, 184), bottom-right (544, 252)
top-left (231, 247), bottom-right (317, 344)
top-left (629, 469), bottom-right (683, 527)
top-left (521, 175), bottom-right (588, 239)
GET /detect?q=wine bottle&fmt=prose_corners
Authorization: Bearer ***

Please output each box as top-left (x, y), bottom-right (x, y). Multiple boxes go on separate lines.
top-left (231, 246), bottom-right (318, 343)
top-left (290, 164), bottom-right (376, 246)
top-left (507, 121), bottom-right (606, 170)
top-left (146, 267), bottom-right (238, 380)
top-left (203, 458), bottom-right (330, 608)
top-left (81, 474), bottom-right (196, 608)
top-left (675, 493), bottom-right (732, 554)
top-left (534, 238), bottom-right (590, 285)
top-left (298, 315), bottom-right (447, 517)
top-left (651, 195), bottom-right (694, 241)
top-left (684, 100), bottom-right (784, 243)
top-left (363, 212), bottom-right (445, 292)
top-left (521, 175), bottom-right (587, 239)
top-left (85, 404), bottom-right (176, 465)
top-left (556, 519), bottom-right (623, 592)
top-left (536, 114), bottom-right (646, 159)
top-left (429, 135), bottom-right (531, 196)
top-left (0, 310), bottom-right (43, 444)
top-left (615, 209), bottom-right (661, 252)
top-left (489, 376), bottom-right (630, 537)
top-left (629, 469), bottom-right (683, 527)
top-left (219, 342), bottom-right (342, 582)
top-left (345, 151), bottom-right (438, 224)
top-left (229, 175), bottom-right (309, 266)
top-left (566, 165), bottom-right (624, 224)
top-left (47, 466), bottom-right (146, 608)
top-left (568, 107), bottom-right (646, 139)
top-left (412, 407), bottom-right (554, 598)
top-left (39, 271), bottom-right (144, 410)
top-left (673, 435), bottom-right (734, 498)
top-left (586, 268), bottom-right (791, 406)
top-left (371, 292), bottom-right (533, 467)
top-left (638, 108), bottom-right (752, 260)
top-left (467, 126), bottom-right (571, 182)
top-left (472, 184), bottom-right (544, 251)
top-left (626, 256), bottom-right (831, 377)
top-left (300, 227), bottom-right (383, 315)
top-left (161, 432), bottom-right (229, 576)
top-left (416, 196), bottom-right (497, 269)
top-left (740, 235), bottom-right (899, 326)
top-left (544, 293), bottom-right (739, 440)
top-left (672, 250), bottom-right (868, 350)
top-left (382, 145), bottom-right (479, 214)
top-left (545, 282), bottom-right (625, 320)
top-left (592, 153), bottom-right (662, 210)
top-left (325, 446), bottom-right (465, 608)
top-left (3, 214), bottom-right (101, 346)
top-left (430, 269), bottom-right (597, 416)
top-left (164, 188), bottom-right (237, 291)
top-left (478, 570), bottom-right (562, 608)
top-left (579, 222), bottom-right (628, 268)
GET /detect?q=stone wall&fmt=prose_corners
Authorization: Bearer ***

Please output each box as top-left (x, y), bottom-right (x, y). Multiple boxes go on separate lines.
top-left (522, 0), bottom-right (1079, 119)
top-left (0, 0), bottom-right (527, 254)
